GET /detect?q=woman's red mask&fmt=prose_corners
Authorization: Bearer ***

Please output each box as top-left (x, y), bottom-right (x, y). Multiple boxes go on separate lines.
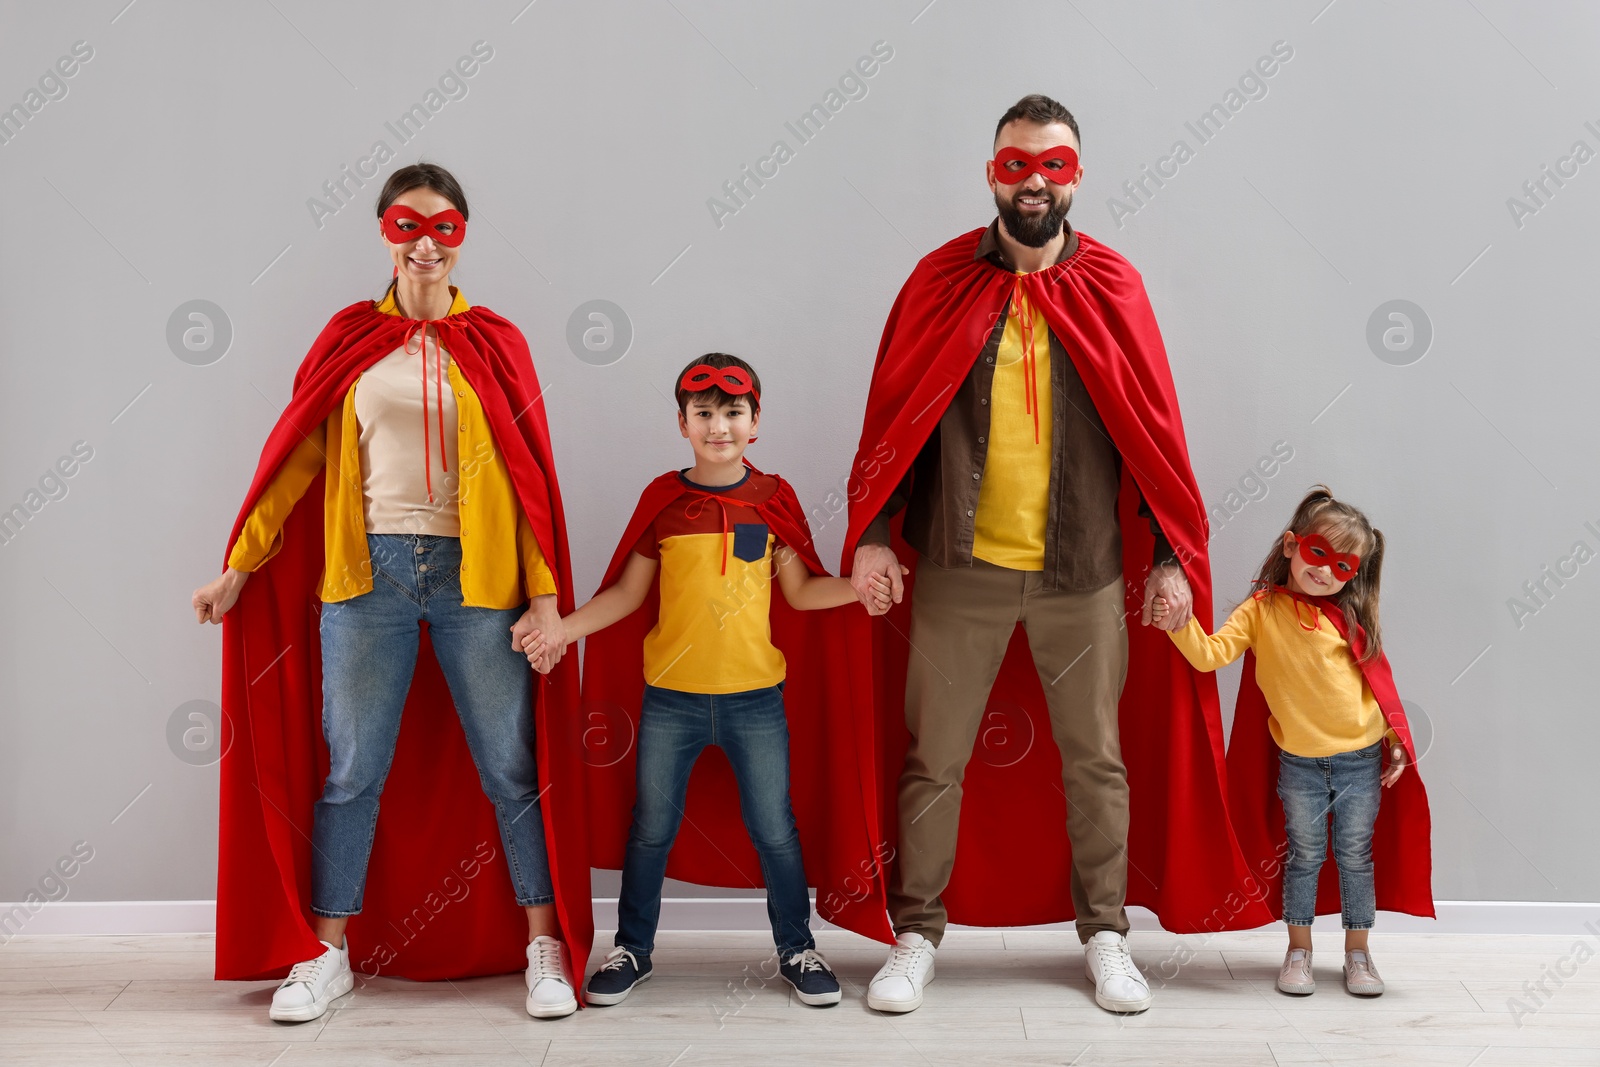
top-left (1296, 532), bottom-right (1360, 581)
top-left (381, 205), bottom-right (467, 247)
top-left (992, 145), bottom-right (1080, 185)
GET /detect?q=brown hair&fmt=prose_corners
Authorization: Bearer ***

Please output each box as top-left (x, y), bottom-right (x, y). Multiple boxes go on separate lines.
top-left (375, 162), bottom-right (469, 299)
top-left (674, 353), bottom-right (762, 416)
top-left (1249, 484), bottom-right (1386, 663)
top-left (994, 94), bottom-right (1081, 147)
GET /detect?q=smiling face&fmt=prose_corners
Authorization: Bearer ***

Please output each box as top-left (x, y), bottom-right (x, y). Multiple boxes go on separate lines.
top-left (988, 119), bottom-right (1083, 248)
top-left (679, 395), bottom-right (758, 468)
top-left (380, 187), bottom-right (463, 283)
top-left (1283, 526), bottom-right (1361, 597)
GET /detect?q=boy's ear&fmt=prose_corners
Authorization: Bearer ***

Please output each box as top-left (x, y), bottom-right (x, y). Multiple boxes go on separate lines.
top-left (677, 409), bottom-right (689, 438)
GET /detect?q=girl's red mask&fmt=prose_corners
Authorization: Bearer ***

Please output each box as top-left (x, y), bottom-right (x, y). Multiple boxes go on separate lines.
top-left (992, 145), bottom-right (1080, 185)
top-left (1297, 532), bottom-right (1360, 580)
top-left (381, 205), bottom-right (467, 248)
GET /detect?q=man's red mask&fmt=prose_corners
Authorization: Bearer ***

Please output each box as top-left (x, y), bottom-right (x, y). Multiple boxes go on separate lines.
top-left (1296, 532), bottom-right (1360, 581)
top-left (992, 145), bottom-right (1080, 185)
top-left (381, 205), bottom-right (467, 247)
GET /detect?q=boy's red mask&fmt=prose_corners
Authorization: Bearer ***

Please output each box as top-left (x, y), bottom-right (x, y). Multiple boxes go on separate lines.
top-left (679, 364), bottom-right (760, 404)
top-left (1297, 532), bottom-right (1360, 580)
top-left (381, 206), bottom-right (467, 247)
top-left (992, 145), bottom-right (1080, 185)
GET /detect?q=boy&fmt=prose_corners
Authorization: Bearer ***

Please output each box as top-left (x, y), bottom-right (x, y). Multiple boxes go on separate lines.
top-left (519, 354), bottom-right (896, 1007)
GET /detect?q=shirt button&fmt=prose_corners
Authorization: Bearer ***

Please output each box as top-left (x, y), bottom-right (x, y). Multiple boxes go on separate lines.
top-left (977, 436), bottom-right (986, 444)
top-left (459, 424), bottom-right (467, 432)
top-left (980, 398), bottom-right (989, 406)
top-left (967, 509), bottom-right (974, 517)
top-left (971, 472), bottom-right (980, 480)
top-left (986, 356), bottom-right (995, 364)
top-left (457, 390), bottom-right (465, 397)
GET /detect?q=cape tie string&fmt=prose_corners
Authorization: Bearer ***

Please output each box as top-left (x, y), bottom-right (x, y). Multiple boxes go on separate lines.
top-left (1285, 588), bottom-right (1324, 632)
top-left (683, 491), bottom-right (761, 575)
top-left (1009, 276), bottom-right (1042, 445)
top-left (404, 318), bottom-right (450, 504)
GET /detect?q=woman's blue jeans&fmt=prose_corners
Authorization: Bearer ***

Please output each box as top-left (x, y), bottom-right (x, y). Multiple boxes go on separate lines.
top-left (615, 683), bottom-right (815, 959)
top-left (1277, 740), bottom-right (1383, 930)
top-left (310, 533), bottom-right (554, 917)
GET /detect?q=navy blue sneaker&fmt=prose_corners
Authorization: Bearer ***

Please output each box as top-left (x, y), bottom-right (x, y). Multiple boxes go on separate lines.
top-left (585, 947), bottom-right (652, 1005)
top-left (780, 948), bottom-right (841, 1006)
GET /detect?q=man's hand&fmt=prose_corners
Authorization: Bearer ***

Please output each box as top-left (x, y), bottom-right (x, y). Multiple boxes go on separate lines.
top-left (851, 542), bottom-right (905, 616)
top-left (1381, 743), bottom-right (1408, 788)
top-left (1142, 562), bottom-right (1192, 631)
top-left (511, 594), bottom-right (567, 674)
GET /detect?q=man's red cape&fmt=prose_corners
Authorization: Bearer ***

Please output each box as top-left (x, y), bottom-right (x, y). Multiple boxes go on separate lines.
top-left (842, 227), bottom-right (1274, 932)
top-left (215, 301), bottom-right (592, 987)
top-left (1228, 587), bottom-right (1434, 918)
top-left (580, 466), bottom-right (894, 944)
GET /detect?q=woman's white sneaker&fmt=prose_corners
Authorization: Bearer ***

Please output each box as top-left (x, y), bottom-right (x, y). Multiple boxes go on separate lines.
top-left (269, 940), bottom-right (354, 1023)
top-left (526, 935), bottom-right (578, 1018)
top-left (866, 932), bottom-right (937, 1013)
top-left (1083, 930), bottom-right (1153, 1013)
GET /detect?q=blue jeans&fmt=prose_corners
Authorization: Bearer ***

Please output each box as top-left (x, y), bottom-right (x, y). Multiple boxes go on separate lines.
top-left (616, 683), bottom-right (815, 959)
top-left (310, 533), bottom-right (553, 916)
top-left (1277, 740), bottom-right (1383, 929)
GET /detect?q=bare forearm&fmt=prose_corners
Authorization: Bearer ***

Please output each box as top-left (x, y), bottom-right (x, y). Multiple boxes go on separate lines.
top-left (563, 584), bottom-right (647, 642)
top-left (784, 574), bottom-right (859, 611)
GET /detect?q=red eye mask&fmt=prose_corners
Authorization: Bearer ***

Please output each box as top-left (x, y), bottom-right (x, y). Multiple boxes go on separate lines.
top-left (381, 205), bottom-right (467, 247)
top-left (992, 145), bottom-right (1080, 185)
top-left (680, 364), bottom-right (760, 403)
top-left (1297, 532), bottom-right (1360, 581)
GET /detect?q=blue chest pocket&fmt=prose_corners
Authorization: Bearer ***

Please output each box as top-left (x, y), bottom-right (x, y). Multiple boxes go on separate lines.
top-left (731, 522), bottom-right (770, 563)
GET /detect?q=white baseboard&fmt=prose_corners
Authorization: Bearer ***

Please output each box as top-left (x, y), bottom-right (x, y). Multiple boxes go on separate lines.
top-left (4, 899), bottom-right (1597, 940)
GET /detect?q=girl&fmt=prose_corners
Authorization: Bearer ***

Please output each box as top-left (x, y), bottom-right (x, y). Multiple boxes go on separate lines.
top-left (1153, 485), bottom-right (1431, 997)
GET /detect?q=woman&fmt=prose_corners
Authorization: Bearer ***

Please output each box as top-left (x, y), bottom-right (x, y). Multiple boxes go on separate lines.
top-left (191, 163), bottom-right (589, 1021)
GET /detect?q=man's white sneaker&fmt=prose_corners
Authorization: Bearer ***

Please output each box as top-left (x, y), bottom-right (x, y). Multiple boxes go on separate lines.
top-left (525, 935), bottom-right (578, 1018)
top-left (1083, 930), bottom-right (1153, 1013)
top-left (269, 940), bottom-right (354, 1023)
top-left (866, 932), bottom-right (937, 1013)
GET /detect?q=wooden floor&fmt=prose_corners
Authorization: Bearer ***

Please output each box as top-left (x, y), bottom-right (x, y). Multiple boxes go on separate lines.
top-left (2, 928), bottom-right (1597, 1065)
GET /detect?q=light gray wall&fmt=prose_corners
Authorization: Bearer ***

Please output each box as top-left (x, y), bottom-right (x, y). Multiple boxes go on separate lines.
top-left (2, 0), bottom-right (1594, 911)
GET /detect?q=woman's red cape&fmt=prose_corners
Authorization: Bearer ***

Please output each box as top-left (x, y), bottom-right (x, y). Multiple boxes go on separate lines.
top-left (842, 227), bottom-right (1275, 931)
top-left (215, 301), bottom-right (592, 986)
top-left (1228, 587), bottom-right (1434, 919)
top-left (579, 466), bottom-right (894, 944)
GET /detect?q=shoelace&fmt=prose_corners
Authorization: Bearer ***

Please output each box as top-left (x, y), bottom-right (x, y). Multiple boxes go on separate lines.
top-left (598, 947), bottom-right (639, 973)
top-left (1090, 939), bottom-right (1139, 980)
top-left (284, 955), bottom-right (326, 985)
top-left (786, 948), bottom-right (828, 973)
top-left (528, 938), bottom-right (565, 981)
top-left (880, 942), bottom-right (932, 978)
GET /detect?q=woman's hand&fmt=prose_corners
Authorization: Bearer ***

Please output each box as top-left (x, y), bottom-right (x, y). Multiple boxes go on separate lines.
top-left (193, 568), bottom-right (249, 624)
top-left (512, 595), bottom-right (567, 674)
top-left (1381, 743), bottom-right (1408, 787)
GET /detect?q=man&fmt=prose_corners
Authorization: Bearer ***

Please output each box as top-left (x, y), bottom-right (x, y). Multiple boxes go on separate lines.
top-left (843, 95), bottom-right (1271, 1015)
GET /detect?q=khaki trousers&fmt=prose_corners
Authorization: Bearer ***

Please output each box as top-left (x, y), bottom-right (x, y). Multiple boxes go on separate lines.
top-left (888, 556), bottom-right (1131, 945)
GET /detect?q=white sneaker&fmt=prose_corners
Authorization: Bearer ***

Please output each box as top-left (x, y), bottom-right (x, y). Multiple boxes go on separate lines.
top-left (525, 935), bottom-right (578, 1018)
top-left (269, 940), bottom-right (354, 1023)
top-left (866, 932), bottom-right (937, 1013)
top-left (1083, 930), bottom-right (1152, 1013)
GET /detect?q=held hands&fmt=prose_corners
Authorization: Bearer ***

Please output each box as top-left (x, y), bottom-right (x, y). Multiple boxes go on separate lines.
top-left (512, 594), bottom-right (568, 675)
top-left (1382, 744), bottom-right (1409, 788)
top-left (192, 568), bottom-right (249, 624)
top-left (1143, 562), bottom-right (1192, 631)
top-left (851, 543), bottom-right (907, 617)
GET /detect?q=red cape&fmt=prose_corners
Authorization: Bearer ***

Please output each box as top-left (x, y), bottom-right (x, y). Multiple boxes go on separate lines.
top-left (842, 227), bottom-right (1275, 932)
top-left (216, 301), bottom-right (593, 986)
top-left (1228, 587), bottom-right (1434, 919)
top-left (580, 466), bottom-right (894, 944)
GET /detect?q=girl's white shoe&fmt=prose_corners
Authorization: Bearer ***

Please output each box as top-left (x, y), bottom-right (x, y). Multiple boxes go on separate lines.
top-left (526, 935), bottom-right (578, 1018)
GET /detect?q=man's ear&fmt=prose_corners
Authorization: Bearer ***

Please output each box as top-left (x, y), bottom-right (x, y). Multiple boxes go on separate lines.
top-left (985, 158), bottom-right (998, 194)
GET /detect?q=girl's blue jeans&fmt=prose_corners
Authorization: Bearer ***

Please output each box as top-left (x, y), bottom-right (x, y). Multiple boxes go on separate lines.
top-left (1277, 739), bottom-right (1383, 930)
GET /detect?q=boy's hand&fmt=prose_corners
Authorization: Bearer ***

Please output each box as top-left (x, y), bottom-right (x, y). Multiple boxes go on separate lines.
top-left (1381, 743), bottom-right (1408, 787)
top-left (852, 543), bottom-right (904, 615)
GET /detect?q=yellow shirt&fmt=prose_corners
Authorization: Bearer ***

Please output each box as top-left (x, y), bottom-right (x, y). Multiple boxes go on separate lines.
top-left (972, 283), bottom-right (1053, 571)
top-left (227, 286), bottom-right (556, 608)
top-left (1168, 591), bottom-right (1397, 758)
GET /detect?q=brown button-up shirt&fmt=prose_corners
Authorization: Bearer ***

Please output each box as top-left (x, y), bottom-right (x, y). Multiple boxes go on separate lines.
top-left (862, 219), bottom-right (1176, 592)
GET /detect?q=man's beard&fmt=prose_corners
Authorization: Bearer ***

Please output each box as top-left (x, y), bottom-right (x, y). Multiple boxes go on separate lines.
top-left (995, 187), bottom-right (1073, 248)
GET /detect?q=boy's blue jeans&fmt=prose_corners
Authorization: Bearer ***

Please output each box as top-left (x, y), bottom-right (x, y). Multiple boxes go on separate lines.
top-left (615, 682), bottom-right (815, 960)
top-left (1277, 740), bottom-right (1383, 930)
top-left (310, 533), bottom-right (554, 917)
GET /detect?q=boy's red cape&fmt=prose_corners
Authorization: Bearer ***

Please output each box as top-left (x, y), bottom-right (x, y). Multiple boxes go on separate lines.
top-left (580, 466), bottom-right (894, 944)
top-left (1229, 587), bottom-right (1434, 918)
top-left (843, 226), bottom-right (1275, 932)
top-left (215, 301), bottom-right (593, 987)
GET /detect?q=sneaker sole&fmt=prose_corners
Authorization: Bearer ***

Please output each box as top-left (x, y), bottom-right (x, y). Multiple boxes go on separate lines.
top-left (786, 979), bottom-right (842, 1007)
top-left (585, 969), bottom-right (651, 1006)
top-left (1345, 980), bottom-right (1385, 996)
top-left (1277, 979), bottom-right (1317, 996)
top-left (527, 991), bottom-right (579, 1018)
top-left (269, 970), bottom-right (354, 1023)
top-left (866, 964), bottom-right (933, 1013)
top-left (1084, 963), bottom-right (1152, 1013)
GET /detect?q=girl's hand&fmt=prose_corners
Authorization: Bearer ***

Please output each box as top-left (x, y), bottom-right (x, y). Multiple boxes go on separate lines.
top-left (1381, 743), bottom-right (1408, 787)
top-left (193, 568), bottom-right (249, 624)
top-left (518, 629), bottom-right (560, 674)
top-left (1150, 595), bottom-right (1170, 624)
top-left (864, 567), bottom-right (907, 615)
